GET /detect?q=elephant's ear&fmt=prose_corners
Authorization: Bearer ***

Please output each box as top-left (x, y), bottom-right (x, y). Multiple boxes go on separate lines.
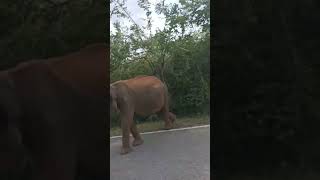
top-left (113, 82), bottom-right (133, 112)
top-left (110, 85), bottom-right (120, 113)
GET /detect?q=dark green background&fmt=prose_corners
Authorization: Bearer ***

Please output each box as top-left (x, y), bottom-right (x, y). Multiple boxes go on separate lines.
top-left (0, 0), bottom-right (107, 69)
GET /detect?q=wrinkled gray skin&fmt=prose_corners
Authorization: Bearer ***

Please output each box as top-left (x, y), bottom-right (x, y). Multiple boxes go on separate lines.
top-left (110, 75), bottom-right (176, 155)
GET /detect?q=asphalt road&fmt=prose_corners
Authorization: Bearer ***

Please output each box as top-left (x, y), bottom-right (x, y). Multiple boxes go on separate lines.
top-left (110, 125), bottom-right (210, 180)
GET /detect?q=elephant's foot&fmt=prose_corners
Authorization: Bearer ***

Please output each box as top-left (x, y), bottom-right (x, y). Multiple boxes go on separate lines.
top-left (132, 138), bottom-right (144, 146)
top-left (120, 147), bottom-right (132, 155)
top-left (164, 122), bottom-right (173, 130)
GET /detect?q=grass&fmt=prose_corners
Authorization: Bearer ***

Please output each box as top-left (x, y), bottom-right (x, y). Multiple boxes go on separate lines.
top-left (110, 114), bottom-right (209, 137)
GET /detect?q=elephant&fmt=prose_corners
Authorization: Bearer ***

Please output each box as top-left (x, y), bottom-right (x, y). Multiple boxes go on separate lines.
top-left (110, 75), bottom-right (176, 155)
top-left (0, 43), bottom-right (108, 180)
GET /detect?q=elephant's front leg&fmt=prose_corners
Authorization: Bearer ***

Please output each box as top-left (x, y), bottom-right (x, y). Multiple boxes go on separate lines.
top-left (120, 111), bottom-right (134, 155)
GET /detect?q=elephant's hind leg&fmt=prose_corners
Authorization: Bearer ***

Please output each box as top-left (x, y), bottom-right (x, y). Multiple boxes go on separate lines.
top-left (130, 123), bottom-right (144, 146)
top-left (168, 112), bottom-right (176, 123)
top-left (158, 107), bottom-right (173, 130)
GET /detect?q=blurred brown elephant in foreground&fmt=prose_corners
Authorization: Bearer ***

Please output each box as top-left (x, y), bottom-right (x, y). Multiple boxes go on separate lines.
top-left (110, 75), bottom-right (176, 154)
top-left (0, 43), bottom-right (108, 180)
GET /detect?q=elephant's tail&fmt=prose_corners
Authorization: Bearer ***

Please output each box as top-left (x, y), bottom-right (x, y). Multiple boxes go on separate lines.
top-left (163, 83), bottom-right (176, 123)
top-left (163, 82), bottom-right (171, 110)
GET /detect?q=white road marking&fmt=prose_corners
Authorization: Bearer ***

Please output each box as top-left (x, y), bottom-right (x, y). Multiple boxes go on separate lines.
top-left (110, 124), bottom-right (210, 139)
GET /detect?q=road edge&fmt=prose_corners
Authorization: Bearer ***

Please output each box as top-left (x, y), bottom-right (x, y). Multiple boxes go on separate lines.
top-left (110, 124), bottom-right (210, 139)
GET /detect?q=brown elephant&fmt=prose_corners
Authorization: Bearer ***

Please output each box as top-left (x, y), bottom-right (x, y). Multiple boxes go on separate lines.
top-left (0, 43), bottom-right (108, 180)
top-left (110, 75), bottom-right (176, 155)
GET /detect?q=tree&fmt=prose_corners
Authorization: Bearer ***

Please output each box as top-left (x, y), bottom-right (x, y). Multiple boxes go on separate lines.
top-left (110, 0), bottom-right (210, 119)
top-left (0, 0), bottom-right (106, 70)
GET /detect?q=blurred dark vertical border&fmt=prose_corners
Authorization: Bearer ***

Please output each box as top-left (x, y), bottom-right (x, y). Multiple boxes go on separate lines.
top-left (0, 0), bottom-right (110, 179)
top-left (107, 0), bottom-right (111, 178)
top-left (212, 0), bottom-right (320, 179)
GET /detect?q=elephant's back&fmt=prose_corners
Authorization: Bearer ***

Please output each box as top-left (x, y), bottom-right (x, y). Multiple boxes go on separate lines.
top-left (124, 76), bottom-right (166, 115)
top-left (124, 76), bottom-right (163, 89)
top-left (123, 76), bottom-right (165, 97)
top-left (46, 43), bottom-right (108, 97)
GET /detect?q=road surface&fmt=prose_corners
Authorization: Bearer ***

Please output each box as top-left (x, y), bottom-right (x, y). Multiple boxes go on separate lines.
top-left (110, 125), bottom-right (210, 180)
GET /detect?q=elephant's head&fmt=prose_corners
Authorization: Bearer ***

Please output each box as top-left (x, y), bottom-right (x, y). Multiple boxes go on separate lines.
top-left (110, 84), bottom-right (120, 114)
top-left (0, 73), bottom-right (25, 178)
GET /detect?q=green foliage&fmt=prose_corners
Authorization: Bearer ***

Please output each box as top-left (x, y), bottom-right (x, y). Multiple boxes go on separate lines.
top-left (213, 0), bottom-right (320, 174)
top-left (110, 0), bottom-right (210, 124)
top-left (0, 0), bottom-right (106, 70)
top-left (165, 34), bottom-right (210, 115)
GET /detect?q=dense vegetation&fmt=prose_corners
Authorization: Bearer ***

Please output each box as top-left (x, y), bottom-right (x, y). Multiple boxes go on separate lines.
top-left (110, 0), bottom-right (210, 123)
top-left (213, 0), bottom-right (320, 178)
top-left (0, 0), bottom-right (106, 70)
